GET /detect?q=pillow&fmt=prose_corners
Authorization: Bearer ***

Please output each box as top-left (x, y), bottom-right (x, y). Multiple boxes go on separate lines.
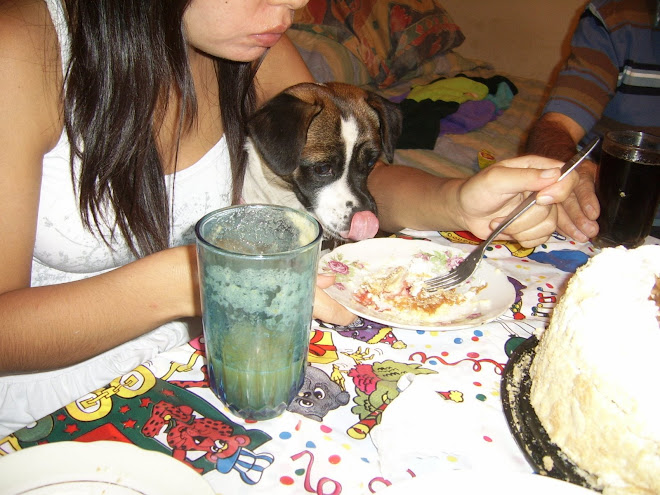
top-left (287, 29), bottom-right (372, 86)
top-left (293, 0), bottom-right (465, 88)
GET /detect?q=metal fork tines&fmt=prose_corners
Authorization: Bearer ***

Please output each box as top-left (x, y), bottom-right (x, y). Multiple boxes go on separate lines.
top-left (424, 137), bottom-right (600, 292)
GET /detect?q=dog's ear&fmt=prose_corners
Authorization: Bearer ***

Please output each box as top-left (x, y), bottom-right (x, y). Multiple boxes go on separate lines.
top-left (247, 92), bottom-right (323, 176)
top-left (366, 92), bottom-right (403, 163)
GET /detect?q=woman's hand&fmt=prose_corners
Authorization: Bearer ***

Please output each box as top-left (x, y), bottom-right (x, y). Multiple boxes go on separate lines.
top-left (456, 155), bottom-right (579, 247)
top-left (313, 274), bottom-right (356, 326)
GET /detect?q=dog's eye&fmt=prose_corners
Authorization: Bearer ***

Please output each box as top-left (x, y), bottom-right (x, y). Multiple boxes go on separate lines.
top-left (313, 164), bottom-right (333, 176)
top-left (359, 149), bottom-right (379, 170)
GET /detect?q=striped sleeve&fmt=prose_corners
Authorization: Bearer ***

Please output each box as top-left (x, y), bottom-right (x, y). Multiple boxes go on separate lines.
top-left (543, 6), bottom-right (621, 132)
top-left (543, 0), bottom-right (660, 134)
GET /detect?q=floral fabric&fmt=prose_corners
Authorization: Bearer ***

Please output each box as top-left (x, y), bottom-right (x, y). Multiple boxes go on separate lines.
top-left (293, 0), bottom-right (465, 88)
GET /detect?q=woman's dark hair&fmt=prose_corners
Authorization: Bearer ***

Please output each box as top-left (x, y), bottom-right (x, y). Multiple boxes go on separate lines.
top-left (62, 0), bottom-right (258, 256)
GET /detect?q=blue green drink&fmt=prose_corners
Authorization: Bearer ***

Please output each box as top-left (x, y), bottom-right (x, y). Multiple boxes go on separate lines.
top-left (195, 205), bottom-right (322, 420)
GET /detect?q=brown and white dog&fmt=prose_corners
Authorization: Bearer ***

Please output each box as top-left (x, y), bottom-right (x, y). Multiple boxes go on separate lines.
top-left (242, 82), bottom-right (402, 241)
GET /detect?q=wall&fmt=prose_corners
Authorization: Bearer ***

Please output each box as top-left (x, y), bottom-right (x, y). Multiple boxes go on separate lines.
top-left (441, 0), bottom-right (587, 84)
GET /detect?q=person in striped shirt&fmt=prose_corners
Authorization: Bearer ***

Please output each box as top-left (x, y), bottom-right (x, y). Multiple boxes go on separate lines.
top-left (526, 0), bottom-right (660, 242)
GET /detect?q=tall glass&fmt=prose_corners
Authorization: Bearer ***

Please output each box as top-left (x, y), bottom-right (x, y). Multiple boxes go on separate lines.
top-left (593, 131), bottom-right (660, 249)
top-left (195, 205), bottom-right (322, 420)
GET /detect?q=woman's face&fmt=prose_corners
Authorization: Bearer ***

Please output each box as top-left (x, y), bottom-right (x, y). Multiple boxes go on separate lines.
top-left (183, 0), bottom-right (309, 62)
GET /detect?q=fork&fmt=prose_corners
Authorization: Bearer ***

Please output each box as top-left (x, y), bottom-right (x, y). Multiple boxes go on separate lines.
top-left (424, 137), bottom-right (600, 292)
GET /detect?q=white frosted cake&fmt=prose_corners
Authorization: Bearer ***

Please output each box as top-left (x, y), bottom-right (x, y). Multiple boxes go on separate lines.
top-left (529, 245), bottom-right (660, 495)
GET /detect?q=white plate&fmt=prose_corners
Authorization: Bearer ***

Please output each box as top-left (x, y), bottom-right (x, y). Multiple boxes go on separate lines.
top-left (319, 238), bottom-right (515, 331)
top-left (0, 441), bottom-right (214, 494)
top-left (378, 470), bottom-right (597, 494)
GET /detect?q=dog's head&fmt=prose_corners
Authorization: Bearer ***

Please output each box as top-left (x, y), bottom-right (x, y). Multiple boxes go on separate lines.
top-left (246, 82), bottom-right (402, 240)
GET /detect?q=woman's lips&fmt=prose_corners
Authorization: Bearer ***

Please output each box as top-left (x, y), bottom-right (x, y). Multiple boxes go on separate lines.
top-left (251, 32), bottom-right (284, 48)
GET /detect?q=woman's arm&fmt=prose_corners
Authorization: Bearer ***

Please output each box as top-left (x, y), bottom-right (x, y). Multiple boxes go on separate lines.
top-left (369, 155), bottom-right (579, 247)
top-left (0, 247), bottom-right (201, 371)
top-left (0, 0), bottom-right (60, 295)
top-left (0, 246), bottom-right (200, 372)
top-left (254, 33), bottom-right (314, 104)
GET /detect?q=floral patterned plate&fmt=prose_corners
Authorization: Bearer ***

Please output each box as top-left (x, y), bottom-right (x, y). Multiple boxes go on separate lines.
top-left (319, 238), bottom-right (515, 331)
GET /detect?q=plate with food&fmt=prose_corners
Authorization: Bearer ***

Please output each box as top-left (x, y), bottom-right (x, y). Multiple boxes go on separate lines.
top-left (319, 238), bottom-right (515, 330)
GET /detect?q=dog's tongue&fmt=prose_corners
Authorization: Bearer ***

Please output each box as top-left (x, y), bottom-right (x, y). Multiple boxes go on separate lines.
top-left (342, 211), bottom-right (379, 240)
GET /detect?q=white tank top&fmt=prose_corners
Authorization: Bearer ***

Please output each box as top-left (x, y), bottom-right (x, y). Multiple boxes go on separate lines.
top-left (32, 0), bottom-right (232, 285)
top-left (0, 0), bottom-right (232, 436)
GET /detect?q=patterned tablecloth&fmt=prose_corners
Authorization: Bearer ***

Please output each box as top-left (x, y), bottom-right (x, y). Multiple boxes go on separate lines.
top-left (2, 231), bottom-right (656, 494)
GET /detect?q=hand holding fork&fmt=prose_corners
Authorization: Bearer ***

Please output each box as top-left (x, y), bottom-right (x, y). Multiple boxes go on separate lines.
top-left (424, 137), bottom-right (600, 292)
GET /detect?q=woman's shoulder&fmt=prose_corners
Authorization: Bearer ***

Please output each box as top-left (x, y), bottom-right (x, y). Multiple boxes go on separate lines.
top-left (255, 34), bottom-right (314, 104)
top-left (0, 0), bottom-right (54, 45)
top-left (0, 0), bottom-right (62, 151)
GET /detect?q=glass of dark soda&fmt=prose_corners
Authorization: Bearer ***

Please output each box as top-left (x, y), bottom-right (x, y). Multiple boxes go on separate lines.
top-left (593, 131), bottom-right (660, 249)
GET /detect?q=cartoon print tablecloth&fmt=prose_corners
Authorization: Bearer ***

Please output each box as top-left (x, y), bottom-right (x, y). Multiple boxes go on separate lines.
top-left (2, 231), bottom-right (655, 494)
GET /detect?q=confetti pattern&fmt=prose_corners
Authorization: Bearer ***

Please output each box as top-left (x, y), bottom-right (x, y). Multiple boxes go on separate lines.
top-left (3, 231), bottom-right (656, 494)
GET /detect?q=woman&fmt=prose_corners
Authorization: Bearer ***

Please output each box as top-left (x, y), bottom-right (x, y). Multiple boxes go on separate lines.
top-left (0, 0), bottom-right (576, 436)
